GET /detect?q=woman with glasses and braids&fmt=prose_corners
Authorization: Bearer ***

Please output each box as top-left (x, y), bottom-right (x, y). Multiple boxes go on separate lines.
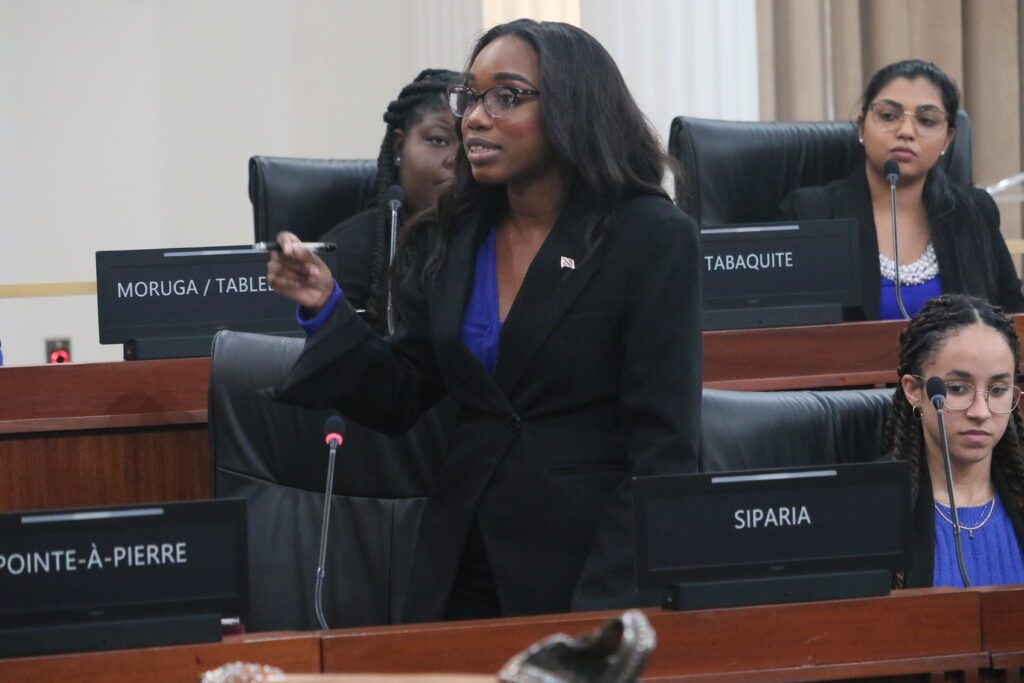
top-left (267, 19), bottom-right (700, 621)
top-left (321, 68), bottom-right (461, 333)
top-left (886, 294), bottom-right (1024, 587)
top-left (780, 60), bottom-right (1024, 320)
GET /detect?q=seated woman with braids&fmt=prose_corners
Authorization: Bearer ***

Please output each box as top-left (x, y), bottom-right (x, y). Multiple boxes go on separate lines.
top-left (886, 294), bottom-right (1024, 587)
top-left (321, 68), bottom-right (462, 332)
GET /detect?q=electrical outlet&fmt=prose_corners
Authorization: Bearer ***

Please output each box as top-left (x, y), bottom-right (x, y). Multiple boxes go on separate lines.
top-left (45, 338), bottom-right (71, 364)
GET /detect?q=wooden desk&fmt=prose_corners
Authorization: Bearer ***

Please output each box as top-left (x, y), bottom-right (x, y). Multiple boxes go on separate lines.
top-left (320, 589), bottom-right (987, 681)
top-left (0, 588), bottom-right (1005, 683)
top-left (0, 357), bottom-right (209, 512)
top-left (979, 585), bottom-right (1024, 680)
top-left (2, 315), bottom-right (1022, 513)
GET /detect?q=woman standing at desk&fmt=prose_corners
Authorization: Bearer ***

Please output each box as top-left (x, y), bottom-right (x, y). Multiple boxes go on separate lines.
top-left (780, 60), bottom-right (1024, 319)
top-left (886, 294), bottom-right (1024, 587)
top-left (267, 19), bottom-right (701, 621)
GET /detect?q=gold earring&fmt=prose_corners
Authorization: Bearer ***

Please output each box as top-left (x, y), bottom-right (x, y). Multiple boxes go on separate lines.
top-left (913, 405), bottom-right (922, 418)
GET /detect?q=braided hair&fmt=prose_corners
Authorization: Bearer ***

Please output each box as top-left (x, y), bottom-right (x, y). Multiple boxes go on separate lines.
top-left (885, 294), bottom-right (1024, 536)
top-left (364, 68), bottom-right (460, 333)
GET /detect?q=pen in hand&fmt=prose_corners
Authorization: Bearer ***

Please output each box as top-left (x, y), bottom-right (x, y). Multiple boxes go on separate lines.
top-left (256, 241), bottom-right (337, 253)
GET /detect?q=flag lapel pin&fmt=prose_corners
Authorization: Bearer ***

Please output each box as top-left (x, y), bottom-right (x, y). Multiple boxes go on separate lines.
top-left (560, 256), bottom-right (575, 270)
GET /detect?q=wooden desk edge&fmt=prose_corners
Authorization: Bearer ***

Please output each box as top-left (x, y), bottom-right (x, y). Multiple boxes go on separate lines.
top-left (0, 410), bottom-right (209, 435)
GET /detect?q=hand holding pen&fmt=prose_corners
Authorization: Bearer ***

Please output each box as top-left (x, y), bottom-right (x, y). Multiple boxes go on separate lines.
top-left (265, 231), bottom-right (337, 312)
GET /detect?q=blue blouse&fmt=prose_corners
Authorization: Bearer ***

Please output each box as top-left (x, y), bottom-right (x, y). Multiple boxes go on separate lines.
top-left (458, 230), bottom-right (502, 375)
top-left (933, 494), bottom-right (1024, 587)
top-left (878, 275), bottom-right (943, 320)
top-left (299, 230), bottom-right (504, 376)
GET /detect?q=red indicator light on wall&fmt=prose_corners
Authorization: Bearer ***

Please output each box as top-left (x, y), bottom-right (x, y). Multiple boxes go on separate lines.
top-left (45, 339), bottom-right (72, 364)
top-left (49, 349), bottom-right (71, 364)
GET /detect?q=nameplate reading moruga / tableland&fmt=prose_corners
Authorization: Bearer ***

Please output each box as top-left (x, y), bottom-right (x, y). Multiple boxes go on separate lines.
top-left (96, 246), bottom-right (311, 358)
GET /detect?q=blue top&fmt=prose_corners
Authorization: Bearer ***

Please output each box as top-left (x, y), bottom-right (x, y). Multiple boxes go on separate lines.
top-left (458, 230), bottom-right (502, 375)
top-left (299, 231), bottom-right (503, 375)
top-left (933, 494), bottom-right (1024, 587)
top-left (878, 275), bottom-right (943, 320)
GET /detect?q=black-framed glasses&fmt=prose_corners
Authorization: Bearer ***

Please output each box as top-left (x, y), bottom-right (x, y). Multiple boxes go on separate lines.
top-left (912, 375), bottom-right (1022, 414)
top-left (868, 101), bottom-right (950, 138)
top-left (447, 84), bottom-right (540, 119)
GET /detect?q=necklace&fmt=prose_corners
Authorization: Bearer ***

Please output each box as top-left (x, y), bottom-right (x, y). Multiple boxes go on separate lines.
top-left (879, 241), bottom-right (939, 284)
top-left (934, 497), bottom-right (996, 540)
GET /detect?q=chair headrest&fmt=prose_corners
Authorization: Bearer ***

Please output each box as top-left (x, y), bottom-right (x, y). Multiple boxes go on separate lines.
top-left (699, 388), bottom-right (893, 472)
top-left (669, 110), bottom-right (972, 224)
top-left (249, 156), bottom-right (377, 242)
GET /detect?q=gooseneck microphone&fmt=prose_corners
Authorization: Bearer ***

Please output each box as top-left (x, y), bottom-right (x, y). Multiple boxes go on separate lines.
top-left (885, 159), bottom-right (910, 320)
top-left (386, 185), bottom-right (403, 336)
top-left (314, 414), bottom-right (346, 629)
top-left (926, 376), bottom-right (971, 588)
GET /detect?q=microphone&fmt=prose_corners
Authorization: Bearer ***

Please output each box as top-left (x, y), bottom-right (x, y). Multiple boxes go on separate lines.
top-left (926, 376), bottom-right (971, 588)
top-left (385, 185), bottom-right (403, 336)
top-left (884, 159), bottom-right (910, 320)
top-left (314, 414), bottom-right (346, 630)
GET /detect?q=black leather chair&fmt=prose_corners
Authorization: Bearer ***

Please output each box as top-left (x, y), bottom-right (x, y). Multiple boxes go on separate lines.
top-left (249, 156), bottom-right (377, 242)
top-left (668, 110), bottom-right (972, 225)
top-left (208, 330), bottom-right (452, 632)
top-left (699, 387), bottom-right (891, 472)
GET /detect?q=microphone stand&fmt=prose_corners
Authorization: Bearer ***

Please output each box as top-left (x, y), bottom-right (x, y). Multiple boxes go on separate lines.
top-left (889, 177), bottom-right (910, 320)
top-left (314, 435), bottom-right (341, 629)
top-left (934, 398), bottom-right (972, 588)
top-left (387, 199), bottom-right (400, 335)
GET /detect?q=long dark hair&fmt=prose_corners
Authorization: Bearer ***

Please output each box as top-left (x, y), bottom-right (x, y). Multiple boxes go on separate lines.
top-left (403, 19), bottom-right (677, 282)
top-left (884, 294), bottom-right (1024, 524)
top-left (860, 60), bottom-right (998, 297)
top-left (363, 68), bottom-right (460, 332)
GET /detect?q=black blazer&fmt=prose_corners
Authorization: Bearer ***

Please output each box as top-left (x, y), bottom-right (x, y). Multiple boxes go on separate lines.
top-left (779, 167), bottom-right (1024, 319)
top-left (903, 462), bottom-right (1024, 587)
top-left (321, 208), bottom-right (377, 311)
top-left (275, 192), bottom-right (703, 621)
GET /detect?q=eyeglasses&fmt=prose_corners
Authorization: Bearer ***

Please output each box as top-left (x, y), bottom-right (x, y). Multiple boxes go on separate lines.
top-left (868, 102), bottom-right (950, 139)
top-left (913, 376), bottom-right (1022, 414)
top-left (447, 84), bottom-right (540, 119)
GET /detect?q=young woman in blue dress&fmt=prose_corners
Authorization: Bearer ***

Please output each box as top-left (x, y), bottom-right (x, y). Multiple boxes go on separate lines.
top-left (887, 294), bottom-right (1024, 587)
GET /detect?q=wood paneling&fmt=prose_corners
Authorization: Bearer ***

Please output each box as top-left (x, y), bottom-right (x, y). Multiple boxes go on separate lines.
top-left (703, 318), bottom-right (906, 390)
top-left (2, 315), bottom-right (1022, 512)
top-left (0, 425), bottom-right (208, 512)
top-left (0, 357), bottom-right (209, 434)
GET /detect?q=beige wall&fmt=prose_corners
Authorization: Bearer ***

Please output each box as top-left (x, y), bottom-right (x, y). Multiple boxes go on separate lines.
top-left (0, 0), bottom-right (758, 366)
top-left (0, 0), bottom-right (480, 365)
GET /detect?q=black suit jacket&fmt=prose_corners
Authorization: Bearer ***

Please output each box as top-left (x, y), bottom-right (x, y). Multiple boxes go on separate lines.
top-left (903, 462), bottom-right (1024, 587)
top-left (779, 167), bottom-right (1024, 319)
top-left (275, 192), bottom-right (703, 621)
